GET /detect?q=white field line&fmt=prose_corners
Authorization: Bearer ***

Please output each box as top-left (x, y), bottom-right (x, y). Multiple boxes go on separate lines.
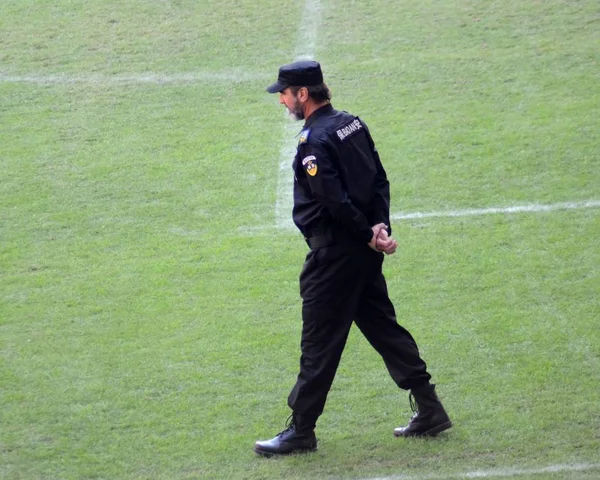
top-left (391, 199), bottom-right (600, 221)
top-left (0, 71), bottom-right (270, 85)
top-left (274, 0), bottom-right (324, 229)
top-left (364, 462), bottom-right (600, 480)
top-left (236, 199), bottom-right (600, 235)
top-left (275, 119), bottom-right (301, 229)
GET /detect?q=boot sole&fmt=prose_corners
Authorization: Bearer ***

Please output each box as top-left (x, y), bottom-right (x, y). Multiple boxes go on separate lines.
top-left (253, 445), bottom-right (317, 457)
top-left (394, 420), bottom-right (453, 438)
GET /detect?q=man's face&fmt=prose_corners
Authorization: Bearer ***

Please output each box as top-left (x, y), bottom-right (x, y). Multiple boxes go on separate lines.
top-left (279, 87), bottom-right (305, 121)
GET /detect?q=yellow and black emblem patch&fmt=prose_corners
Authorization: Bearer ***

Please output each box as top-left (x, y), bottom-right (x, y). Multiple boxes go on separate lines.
top-left (302, 155), bottom-right (318, 177)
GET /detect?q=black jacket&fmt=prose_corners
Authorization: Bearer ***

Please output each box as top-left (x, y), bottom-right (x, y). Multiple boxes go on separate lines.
top-left (292, 104), bottom-right (391, 244)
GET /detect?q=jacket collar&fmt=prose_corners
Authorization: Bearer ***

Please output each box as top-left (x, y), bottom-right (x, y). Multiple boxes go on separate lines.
top-left (303, 103), bottom-right (334, 128)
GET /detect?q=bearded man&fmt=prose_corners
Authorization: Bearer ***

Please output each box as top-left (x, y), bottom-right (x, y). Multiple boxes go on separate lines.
top-left (254, 60), bottom-right (452, 457)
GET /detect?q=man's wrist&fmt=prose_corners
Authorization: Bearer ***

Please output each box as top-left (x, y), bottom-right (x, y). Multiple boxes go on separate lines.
top-left (363, 227), bottom-right (376, 244)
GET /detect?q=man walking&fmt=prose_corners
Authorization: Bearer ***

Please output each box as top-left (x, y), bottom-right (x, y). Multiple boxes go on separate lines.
top-left (254, 60), bottom-right (452, 456)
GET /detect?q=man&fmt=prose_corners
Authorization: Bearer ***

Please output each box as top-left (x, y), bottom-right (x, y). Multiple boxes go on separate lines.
top-left (254, 60), bottom-right (452, 457)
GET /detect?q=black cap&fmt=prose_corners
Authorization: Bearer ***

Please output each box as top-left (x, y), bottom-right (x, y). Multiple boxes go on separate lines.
top-left (266, 60), bottom-right (323, 94)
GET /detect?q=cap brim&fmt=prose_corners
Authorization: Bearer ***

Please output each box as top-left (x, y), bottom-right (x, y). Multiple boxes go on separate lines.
top-left (266, 81), bottom-right (287, 94)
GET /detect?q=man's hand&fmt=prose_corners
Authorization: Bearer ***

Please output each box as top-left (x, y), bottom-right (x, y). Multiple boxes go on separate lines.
top-left (376, 228), bottom-right (398, 255)
top-left (368, 223), bottom-right (398, 255)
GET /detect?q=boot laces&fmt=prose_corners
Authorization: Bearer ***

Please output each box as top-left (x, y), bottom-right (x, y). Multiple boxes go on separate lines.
top-left (276, 414), bottom-right (295, 437)
top-left (409, 392), bottom-right (419, 419)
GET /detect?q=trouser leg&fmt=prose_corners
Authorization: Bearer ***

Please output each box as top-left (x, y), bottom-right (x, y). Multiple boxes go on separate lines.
top-left (354, 266), bottom-right (431, 390)
top-left (287, 303), bottom-right (354, 427)
top-left (287, 246), bottom-right (365, 428)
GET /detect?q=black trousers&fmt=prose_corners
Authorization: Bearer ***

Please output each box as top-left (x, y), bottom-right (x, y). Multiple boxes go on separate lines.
top-left (287, 243), bottom-right (431, 427)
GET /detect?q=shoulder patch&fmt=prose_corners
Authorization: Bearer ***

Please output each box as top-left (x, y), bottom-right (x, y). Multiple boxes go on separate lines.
top-left (335, 118), bottom-right (363, 142)
top-left (298, 128), bottom-right (311, 145)
top-left (302, 155), bottom-right (318, 177)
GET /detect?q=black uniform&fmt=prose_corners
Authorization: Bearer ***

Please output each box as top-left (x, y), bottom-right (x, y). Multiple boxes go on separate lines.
top-left (288, 104), bottom-right (431, 429)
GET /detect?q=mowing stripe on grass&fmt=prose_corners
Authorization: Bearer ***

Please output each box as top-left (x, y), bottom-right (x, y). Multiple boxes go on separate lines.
top-left (391, 200), bottom-right (600, 221)
top-left (0, 71), bottom-right (270, 85)
top-left (274, 0), bottom-right (324, 230)
top-left (365, 462), bottom-right (600, 479)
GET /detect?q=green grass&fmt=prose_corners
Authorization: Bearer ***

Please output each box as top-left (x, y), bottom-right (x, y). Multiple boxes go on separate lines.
top-left (1, 0), bottom-right (599, 479)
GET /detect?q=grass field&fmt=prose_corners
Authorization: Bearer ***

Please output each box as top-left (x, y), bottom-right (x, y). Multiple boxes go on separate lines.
top-left (1, 1), bottom-right (599, 479)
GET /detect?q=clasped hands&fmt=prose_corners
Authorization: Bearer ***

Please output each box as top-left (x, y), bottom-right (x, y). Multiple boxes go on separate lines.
top-left (368, 223), bottom-right (398, 255)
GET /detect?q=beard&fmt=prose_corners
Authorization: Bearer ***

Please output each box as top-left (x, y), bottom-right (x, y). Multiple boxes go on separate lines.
top-left (287, 97), bottom-right (305, 121)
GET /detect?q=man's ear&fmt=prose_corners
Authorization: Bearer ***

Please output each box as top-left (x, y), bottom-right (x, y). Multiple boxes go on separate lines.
top-left (298, 86), bottom-right (309, 102)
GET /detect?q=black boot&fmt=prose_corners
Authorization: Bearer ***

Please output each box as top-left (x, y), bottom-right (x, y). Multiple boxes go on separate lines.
top-left (254, 415), bottom-right (318, 456)
top-left (394, 383), bottom-right (452, 437)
